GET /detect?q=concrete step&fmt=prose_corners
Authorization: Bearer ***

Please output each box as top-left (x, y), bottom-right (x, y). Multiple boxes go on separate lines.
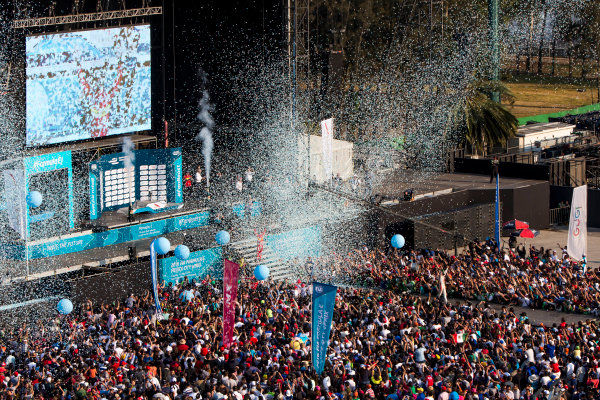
top-left (229, 240), bottom-right (297, 281)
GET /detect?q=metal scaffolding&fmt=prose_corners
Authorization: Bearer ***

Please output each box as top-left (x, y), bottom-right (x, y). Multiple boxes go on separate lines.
top-left (286, 0), bottom-right (311, 189)
top-left (12, 6), bottom-right (162, 29)
top-left (286, 0), bottom-right (310, 120)
top-left (0, 63), bottom-right (12, 94)
top-left (399, 0), bottom-right (445, 62)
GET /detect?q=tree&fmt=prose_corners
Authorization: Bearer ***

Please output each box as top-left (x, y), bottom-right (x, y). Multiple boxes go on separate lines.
top-left (455, 80), bottom-right (518, 154)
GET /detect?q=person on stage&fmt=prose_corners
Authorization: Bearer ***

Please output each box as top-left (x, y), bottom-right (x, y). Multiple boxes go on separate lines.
top-left (490, 156), bottom-right (499, 183)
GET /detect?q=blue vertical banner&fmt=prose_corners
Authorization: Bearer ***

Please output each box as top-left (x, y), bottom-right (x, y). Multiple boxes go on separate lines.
top-left (89, 168), bottom-right (99, 220)
top-left (494, 174), bottom-right (500, 246)
top-left (150, 240), bottom-right (162, 314)
top-left (312, 282), bottom-right (337, 374)
top-left (172, 149), bottom-right (183, 203)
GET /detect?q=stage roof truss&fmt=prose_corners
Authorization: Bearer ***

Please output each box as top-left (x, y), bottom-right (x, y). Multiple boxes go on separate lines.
top-left (12, 7), bottom-right (162, 29)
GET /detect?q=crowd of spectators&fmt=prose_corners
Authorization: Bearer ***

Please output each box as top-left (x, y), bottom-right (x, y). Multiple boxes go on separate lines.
top-left (290, 239), bottom-right (594, 316)
top-left (0, 237), bottom-right (596, 400)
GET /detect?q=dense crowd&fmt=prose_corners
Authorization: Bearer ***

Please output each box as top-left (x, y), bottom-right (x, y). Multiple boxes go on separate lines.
top-left (0, 236), bottom-right (596, 400)
top-left (293, 239), bottom-right (593, 315)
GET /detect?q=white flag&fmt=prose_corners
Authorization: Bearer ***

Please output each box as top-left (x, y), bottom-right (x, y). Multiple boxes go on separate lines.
top-left (567, 185), bottom-right (587, 261)
top-left (321, 118), bottom-right (334, 181)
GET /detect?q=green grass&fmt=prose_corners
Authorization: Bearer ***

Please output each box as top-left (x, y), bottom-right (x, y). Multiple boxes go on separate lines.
top-left (505, 81), bottom-right (598, 118)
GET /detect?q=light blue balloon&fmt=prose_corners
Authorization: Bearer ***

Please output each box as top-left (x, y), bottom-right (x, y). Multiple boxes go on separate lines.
top-left (26, 191), bottom-right (43, 208)
top-left (391, 234), bottom-right (405, 249)
top-left (57, 298), bottom-right (73, 315)
top-left (154, 237), bottom-right (171, 255)
top-left (254, 265), bottom-right (270, 281)
top-left (174, 245), bottom-right (190, 260)
top-left (215, 230), bottom-right (230, 246)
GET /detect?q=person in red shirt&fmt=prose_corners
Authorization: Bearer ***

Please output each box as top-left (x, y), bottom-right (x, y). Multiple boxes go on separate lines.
top-left (183, 173), bottom-right (193, 197)
top-left (176, 339), bottom-right (189, 353)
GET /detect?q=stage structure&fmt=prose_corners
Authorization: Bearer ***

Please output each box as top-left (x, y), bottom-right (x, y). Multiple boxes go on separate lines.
top-left (89, 148), bottom-right (183, 220)
top-left (2, 151), bottom-right (74, 240)
top-left (13, 7), bottom-right (162, 29)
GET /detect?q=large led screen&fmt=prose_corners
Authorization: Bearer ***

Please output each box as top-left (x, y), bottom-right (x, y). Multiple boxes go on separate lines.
top-left (26, 25), bottom-right (151, 147)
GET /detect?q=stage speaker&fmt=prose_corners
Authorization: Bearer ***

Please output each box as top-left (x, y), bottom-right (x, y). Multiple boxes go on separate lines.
top-left (128, 246), bottom-right (137, 260)
top-left (92, 225), bottom-right (109, 233)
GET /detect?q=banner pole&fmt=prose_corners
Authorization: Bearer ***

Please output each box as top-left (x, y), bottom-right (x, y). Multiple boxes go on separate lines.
top-left (494, 173), bottom-right (500, 248)
top-left (23, 185), bottom-right (29, 279)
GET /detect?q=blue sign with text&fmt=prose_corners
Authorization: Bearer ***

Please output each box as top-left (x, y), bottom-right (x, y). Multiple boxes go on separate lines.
top-left (312, 282), bottom-right (337, 374)
top-left (159, 247), bottom-right (223, 284)
top-left (0, 210), bottom-right (211, 260)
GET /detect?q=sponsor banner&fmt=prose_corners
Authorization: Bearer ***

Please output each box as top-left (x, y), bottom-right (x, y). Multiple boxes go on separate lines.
top-left (159, 247), bottom-right (223, 284)
top-left (89, 163), bottom-right (100, 220)
top-left (173, 149), bottom-right (183, 203)
top-left (174, 212), bottom-right (211, 230)
top-left (567, 185), bottom-right (587, 261)
top-left (223, 259), bottom-right (240, 348)
top-left (266, 225), bottom-right (321, 261)
top-left (131, 219), bottom-right (167, 240)
top-left (23, 151), bottom-right (72, 175)
top-left (312, 282), bottom-right (337, 375)
top-left (4, 210), bottom-right (211, 260)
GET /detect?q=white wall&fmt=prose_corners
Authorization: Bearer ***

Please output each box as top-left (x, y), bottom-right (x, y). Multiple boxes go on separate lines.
top-left (309, 135), bottom-right (354, 183)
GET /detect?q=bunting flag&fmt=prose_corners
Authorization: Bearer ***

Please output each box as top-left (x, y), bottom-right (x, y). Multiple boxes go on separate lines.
top-left (567, 185), bottom-right (587, 261)
top-left (312, 281), bottom-right (337, 374)
top-left (150, 240), bottom-right (162, 314)
top-left (223, 259), bottom-right (240, 347)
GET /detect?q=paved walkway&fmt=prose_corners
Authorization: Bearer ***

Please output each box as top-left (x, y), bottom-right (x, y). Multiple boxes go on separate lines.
top-left (502, 226), bottom-right (600, 267)
top-left (484, 301), bottom-right (592, 326)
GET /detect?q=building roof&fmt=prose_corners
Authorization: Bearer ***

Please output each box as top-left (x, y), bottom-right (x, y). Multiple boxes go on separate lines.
top-left (517, 122), bottom-right (576, 137)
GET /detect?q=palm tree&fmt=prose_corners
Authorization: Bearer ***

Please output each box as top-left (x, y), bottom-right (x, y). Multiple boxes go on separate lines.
top-left (454, 80), bottom-right (518, 154)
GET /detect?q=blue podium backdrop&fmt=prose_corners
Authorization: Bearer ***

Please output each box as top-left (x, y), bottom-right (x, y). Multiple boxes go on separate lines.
top-left (89, 148), bottom-right (183, 219)
top-left (159, 247), bottom-right (223, 284)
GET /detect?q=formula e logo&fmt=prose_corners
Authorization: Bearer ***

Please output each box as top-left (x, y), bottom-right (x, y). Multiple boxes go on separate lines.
top-left (91, 164), bottom-right (97, 171)
top-left (315, 285), bottom-right (323, 293)
top-left (173, 150), bottom-right (181, 156)
top-left (32, 155), bottom-right (63, 170)
top-left (108, 157), bottom-right (119, 165)
top-left (573, 207), bottom-right (582, 236)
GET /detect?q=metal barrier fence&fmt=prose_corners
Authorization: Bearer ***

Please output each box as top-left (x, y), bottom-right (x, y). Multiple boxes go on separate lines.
top-left (549, 206), bottom-right (570, 225)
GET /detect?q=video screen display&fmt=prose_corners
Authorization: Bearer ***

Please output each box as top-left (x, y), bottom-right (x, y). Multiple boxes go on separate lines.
top-left (26, 25), bottom-right (151, 147)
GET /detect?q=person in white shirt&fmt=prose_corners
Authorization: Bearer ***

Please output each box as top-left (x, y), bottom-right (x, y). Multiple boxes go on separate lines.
top-left (235, 176), bottom-right (243, 192)
top-left (245, 167), bottom-right (254, 183)
top-left (195, 166), bottom-right (204, 185)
